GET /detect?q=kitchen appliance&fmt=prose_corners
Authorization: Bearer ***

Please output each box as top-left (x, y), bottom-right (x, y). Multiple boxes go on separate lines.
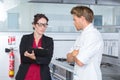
top-left (56, 58), bottom-right (74, 66)
top-left (50, 58), bottom-right (74, 80)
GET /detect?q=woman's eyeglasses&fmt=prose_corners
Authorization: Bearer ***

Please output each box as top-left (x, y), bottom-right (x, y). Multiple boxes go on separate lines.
top-left (36, 23), bottom-right (48, 28)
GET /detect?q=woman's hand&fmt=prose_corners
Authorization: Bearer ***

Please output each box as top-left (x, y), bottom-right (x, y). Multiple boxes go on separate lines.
top-left (24, 51), bottom-right (36, 60)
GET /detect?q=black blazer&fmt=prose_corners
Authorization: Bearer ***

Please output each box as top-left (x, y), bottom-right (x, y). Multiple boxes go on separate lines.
top-left (15, 33), bottom-right (54, 80)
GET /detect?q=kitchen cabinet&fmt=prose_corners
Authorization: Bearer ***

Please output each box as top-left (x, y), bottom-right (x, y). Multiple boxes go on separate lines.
top-left (51, 33), bottom-right (119, 59)
top-left (50, 59), bottom-right (73, 80)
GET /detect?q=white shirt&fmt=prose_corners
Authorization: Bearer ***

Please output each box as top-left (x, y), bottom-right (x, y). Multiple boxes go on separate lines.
top-left (69, 23), bottom-right (104, 80)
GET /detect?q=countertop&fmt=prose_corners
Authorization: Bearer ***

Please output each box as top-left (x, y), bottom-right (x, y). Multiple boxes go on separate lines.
top-left (51, 59), bottom-right (74, 73)
top-left (51, 59), bottom-right (120, 80)
top-left (101, 63), bottom-right (120, 80)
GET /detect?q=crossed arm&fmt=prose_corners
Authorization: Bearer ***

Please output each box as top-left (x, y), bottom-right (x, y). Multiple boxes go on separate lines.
top-left (67, 50), bottom-right (84, 67)
top-left (24, 50), bottom-right (36, 60)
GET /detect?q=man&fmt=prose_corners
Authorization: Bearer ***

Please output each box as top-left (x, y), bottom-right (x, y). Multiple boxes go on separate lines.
top-left (66, 6), bottom-right (104, 80)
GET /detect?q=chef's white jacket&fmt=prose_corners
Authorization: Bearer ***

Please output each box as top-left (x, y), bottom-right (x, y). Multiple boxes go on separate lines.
top-left (69, 23), bottom-right (104, 80)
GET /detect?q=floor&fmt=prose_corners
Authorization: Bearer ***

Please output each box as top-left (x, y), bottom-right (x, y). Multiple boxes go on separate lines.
top-left (101, 63), bottom-right (120, 80)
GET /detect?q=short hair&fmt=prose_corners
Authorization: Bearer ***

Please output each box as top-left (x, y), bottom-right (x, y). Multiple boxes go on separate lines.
top-left (71, 6), bottom-right (94, 23)
top-left (32, 13), bottom-right (49, 25)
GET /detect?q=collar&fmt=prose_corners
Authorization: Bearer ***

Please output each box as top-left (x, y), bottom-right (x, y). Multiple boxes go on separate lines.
top-left (83, 23), bottom-right (93, 32)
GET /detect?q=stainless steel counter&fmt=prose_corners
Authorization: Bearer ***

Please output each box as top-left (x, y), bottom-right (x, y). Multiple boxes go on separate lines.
top-left (50, 59), bottom-right (120, 80)
top-left (51, 59), bottom-right (74, 72)
top-left (50, 59), bottom-right (73, 80)
top-left (101, 63), bottom-right (120, 80)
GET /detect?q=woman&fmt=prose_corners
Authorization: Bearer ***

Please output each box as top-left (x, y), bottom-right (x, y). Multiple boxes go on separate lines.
top-left (15, 14), bottom-right (54, 80)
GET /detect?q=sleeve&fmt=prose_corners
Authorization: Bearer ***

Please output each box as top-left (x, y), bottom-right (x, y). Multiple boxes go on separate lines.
top-left (35, 38), bottom-right (54, 65)
top-left (76, 33), bottom-right (102, 64)
top-left (68, 36), bottom-right (81, 53)
top-left (20, 35), bottom-right (36, 64)
top-left (68, 46), bottom-right (74, 53)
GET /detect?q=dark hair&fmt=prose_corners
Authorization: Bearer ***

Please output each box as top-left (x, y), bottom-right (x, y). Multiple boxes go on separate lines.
top-left (71, 6), bottom-right (94, 23)
top-left (32, 13), bottom-right (49, 24)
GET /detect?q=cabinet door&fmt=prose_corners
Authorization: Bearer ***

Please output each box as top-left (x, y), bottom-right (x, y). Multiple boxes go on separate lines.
top-left (8, 13), bottom-right (19, 30)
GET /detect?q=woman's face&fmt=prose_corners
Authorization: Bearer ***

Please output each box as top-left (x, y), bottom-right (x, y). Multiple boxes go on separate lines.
top-left (33, 18), bottom-right (48, 35)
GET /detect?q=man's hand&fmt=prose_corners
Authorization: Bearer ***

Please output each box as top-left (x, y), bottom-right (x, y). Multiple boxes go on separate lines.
top-left (67, 53), bottom-right (74, 62)
top-left (67, 50), bottom-right (79, 63)
top-left (71, 50), bottom-right (79, 57)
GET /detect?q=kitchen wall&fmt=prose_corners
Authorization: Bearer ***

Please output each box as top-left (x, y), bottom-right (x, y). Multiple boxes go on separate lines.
top-left (0, 31), bottom-right (120, 80)
top-left (0, 1), bottom-right (120, 80)
top-left (0, 2), bottom-right (120, 32)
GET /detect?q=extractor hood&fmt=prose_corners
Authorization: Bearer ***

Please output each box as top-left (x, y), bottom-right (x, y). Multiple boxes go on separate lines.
top-left (97, 0), bottom-right (120, 6)
top-left (28, 0), bottom-right (62, 3)
top-left (63, 0), bottom-right (95, 4)
top-left (28, 0), bottom-right (95, 4)
top-left (28, 0), bottom-right (120, 6)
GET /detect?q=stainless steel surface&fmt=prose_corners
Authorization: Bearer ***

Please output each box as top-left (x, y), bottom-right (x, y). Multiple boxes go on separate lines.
top-left (63, 0), bottom-right (95, 4)
top-left (101, 54), bottom-right (120, 80)
top-left (101, 63), bottom-right (120, 80)
top-left (51, 57), bottom-right (120, 80)
top-left (28, 0), bottom-right (62, 3)
top-left (50, 59), bottom-right (73, 80)
top-left (97, 0), bottom-right (120, 6)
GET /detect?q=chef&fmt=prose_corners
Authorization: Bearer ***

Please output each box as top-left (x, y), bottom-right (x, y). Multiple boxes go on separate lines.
top-left (67, 6), bottom-right (104, 80)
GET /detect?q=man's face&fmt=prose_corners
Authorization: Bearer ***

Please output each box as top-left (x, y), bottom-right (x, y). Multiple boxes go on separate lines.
top-left (73, 15), bottom-right (83, 31)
